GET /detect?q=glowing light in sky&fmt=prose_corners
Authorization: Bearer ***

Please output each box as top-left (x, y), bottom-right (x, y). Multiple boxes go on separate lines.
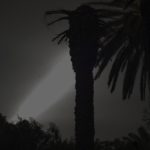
top-left (11, 51), bottom-right (74, 121)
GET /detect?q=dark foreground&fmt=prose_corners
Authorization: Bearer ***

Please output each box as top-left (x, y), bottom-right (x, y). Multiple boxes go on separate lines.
top-left (0, 113), bottom-right (150, 150)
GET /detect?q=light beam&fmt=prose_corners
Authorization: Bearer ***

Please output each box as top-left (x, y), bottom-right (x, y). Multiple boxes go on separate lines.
top-left (11, 51), bottom-right (74, 121)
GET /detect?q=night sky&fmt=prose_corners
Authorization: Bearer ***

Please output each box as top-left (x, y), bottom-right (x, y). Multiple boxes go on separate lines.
top-left (0, 0), bottom-right (148, 140)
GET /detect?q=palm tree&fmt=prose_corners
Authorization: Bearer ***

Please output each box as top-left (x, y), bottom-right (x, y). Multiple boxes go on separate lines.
top-left (45, 3), bottom-right (112, 150)
top-left (45, 0), bottom-right (150, 149)
top-left (90, 0), bottom-right (150, 100)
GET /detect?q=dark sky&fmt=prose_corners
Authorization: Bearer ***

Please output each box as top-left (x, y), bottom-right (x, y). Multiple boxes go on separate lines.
top-left (0, 0), bottom-right (148, 140)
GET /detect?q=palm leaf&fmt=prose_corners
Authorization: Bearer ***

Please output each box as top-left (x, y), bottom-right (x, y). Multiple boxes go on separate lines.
top-left (122, 48), bottom-right (142, 99)
top-left (45, 1), bottom-right (150, 99)
top-left (108, 41), bottom-right (132, 92)
top-left (52, 30), bottom-right (68, 44)
top-left (95, 28), bottom-right (127, 79)
top-left (94, 0), bottom-right (150, 99)
top-left (47, 17), bottom-right (68, 26)
top-left (140, 56), bottom-right (147, 99)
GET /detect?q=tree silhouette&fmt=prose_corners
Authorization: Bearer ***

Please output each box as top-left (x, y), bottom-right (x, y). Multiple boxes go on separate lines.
top-left (0, 113), bottom-right (77, 150)
top-left (37, 122), bottom-right (62, 150)
top-left (44, 1), bottom-right (140, 149)
top-left (15, 118), bottom-right (44, 150)
top-left (123, 126), bottom-right (150, 150)
top-left (2, 113), bottom-right (150, 150)
top-left (0, 114), bottom-right (20, 150)
top-left (45, 0), bottom-right (150, 149)
top-left (0, 114), bottom-right (9, 149)
top-left (92, 0), bottom-right (150, 100)
top-left (45, 3), bottom-right (114, 150)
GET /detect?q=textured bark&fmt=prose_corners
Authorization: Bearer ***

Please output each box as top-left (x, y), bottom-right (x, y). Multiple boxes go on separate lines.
top-left (75, 69), bottom-right (95, 150)
top-left (68, 6), bottom-right (99, 150)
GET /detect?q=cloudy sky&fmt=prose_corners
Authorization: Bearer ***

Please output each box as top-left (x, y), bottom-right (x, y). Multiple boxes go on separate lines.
top-left (0, 0), bottom-right (148, 140)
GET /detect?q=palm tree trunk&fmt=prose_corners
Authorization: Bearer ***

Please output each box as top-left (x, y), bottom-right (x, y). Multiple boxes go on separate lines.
top-left (75, 68), bottom-right (95, 150)
top-left (68, 7), bottom-right (99, 150)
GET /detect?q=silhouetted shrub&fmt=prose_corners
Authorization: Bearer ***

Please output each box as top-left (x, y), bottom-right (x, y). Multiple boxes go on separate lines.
top-left (0, 113), bottom-right (150, 150)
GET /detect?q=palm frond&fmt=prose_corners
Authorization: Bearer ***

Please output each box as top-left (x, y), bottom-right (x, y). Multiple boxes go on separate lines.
top-left (122, 48), bottom-right (142, 99)
top-left (94, 0), bottom-right (150, 99)
top-left (57, 34), bottom-right (67, 45)
top-left (52, 30), bottom-right (68, 44)
top-left (95, 28), bottom-right (126, 80)
top-left (45, 1), bottom-right (149, 100)
top-left (140, 56), bottom-right (147, 100)
top-left (47, 17), bottom-right (68, 26)
top-left (108, 41), bottom-right (131, 92)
